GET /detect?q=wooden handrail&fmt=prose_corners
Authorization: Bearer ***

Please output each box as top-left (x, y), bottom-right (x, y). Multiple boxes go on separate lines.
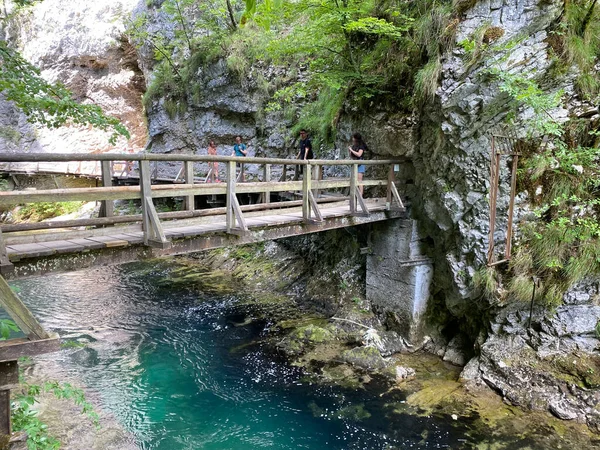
top-left (0, 153), bottom-right (407, 251)
top-left (0, 153), bottom-right (406, 166)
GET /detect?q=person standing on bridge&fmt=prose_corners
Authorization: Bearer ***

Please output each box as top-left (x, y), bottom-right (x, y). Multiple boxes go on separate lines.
top-left (348, 133), bottom-right (367, 196)
top-left (207, 140), bottom-right (221, 183)
top-left (295, 129), bottom-right (314, 179)
top-left (231, 136), bottom-right (248, 182)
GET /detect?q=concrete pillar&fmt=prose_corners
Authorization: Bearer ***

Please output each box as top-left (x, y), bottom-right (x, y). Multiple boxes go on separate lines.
top-left (366, 219), bottom-right (433, 343)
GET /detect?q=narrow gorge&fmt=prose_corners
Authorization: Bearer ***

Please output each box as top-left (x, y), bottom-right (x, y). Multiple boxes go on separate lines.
top-left (1, 0), bottom-right (600, 449)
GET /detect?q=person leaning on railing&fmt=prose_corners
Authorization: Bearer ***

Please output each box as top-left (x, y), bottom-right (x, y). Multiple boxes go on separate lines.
top-left (232, 135), bottom-right (248, 182)
top-left (348, 132), bottom-right (368, 196)
top-left (295, 129), bottom-right (314, 178)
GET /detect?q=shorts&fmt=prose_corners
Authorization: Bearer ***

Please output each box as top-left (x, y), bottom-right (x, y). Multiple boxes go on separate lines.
top-left (357, 164), bottom-right (366, 174)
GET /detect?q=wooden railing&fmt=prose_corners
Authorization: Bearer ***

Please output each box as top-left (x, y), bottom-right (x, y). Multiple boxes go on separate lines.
top-left (0, 153), bottom-right (405, 255)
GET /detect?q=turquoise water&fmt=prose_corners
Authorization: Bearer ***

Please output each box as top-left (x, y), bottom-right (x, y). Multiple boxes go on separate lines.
top-left (13, 262), bottom-right (479, 449)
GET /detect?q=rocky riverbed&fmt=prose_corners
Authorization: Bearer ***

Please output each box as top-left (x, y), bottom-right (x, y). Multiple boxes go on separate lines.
top-left (163, 241), bottom-right (600, 449)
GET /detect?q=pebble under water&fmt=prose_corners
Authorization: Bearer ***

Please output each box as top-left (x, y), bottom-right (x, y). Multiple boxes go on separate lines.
top-left (9, 261), bottom-right (546, 449)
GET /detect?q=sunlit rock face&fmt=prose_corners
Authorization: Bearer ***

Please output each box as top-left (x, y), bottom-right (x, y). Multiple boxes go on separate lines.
top-left (0, 0), bottom-right (146, 156)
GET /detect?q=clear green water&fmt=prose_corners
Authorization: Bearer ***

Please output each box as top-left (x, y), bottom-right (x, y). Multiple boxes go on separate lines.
top-left (13, 262), bottom-right (482, 449)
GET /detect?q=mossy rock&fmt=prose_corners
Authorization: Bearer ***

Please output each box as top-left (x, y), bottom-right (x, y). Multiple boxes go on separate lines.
top-left (278, 324), bottom-right (336, 355)
top-left (341, 346), bottom-right (388, 370)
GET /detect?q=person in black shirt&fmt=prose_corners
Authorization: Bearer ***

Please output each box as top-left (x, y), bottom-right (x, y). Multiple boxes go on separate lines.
top-left (296, 129), bottom-right (313, 177)
top-left (348, 132), bottom-right (367, 195)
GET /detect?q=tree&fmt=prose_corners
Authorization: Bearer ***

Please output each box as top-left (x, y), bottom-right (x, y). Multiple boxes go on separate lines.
top-left (0, 1), bottom-right (129, 144)
top-left (0, 41), bottom-right (130, 145)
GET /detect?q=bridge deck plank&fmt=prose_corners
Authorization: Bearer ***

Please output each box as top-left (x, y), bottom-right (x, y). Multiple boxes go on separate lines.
top-left (3, 199), bottom-right (398, 263)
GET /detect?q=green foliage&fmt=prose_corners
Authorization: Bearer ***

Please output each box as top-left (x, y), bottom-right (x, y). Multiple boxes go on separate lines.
top-left (15, 201), bottom-right (84, 223)
top-left (12, 380), bottom-right (100, 450)
top-left (485, 68), bottom-right (564, 136)
top-left (131, 0), bottom-right (457, 143)
top-left (414, 57), bottom-right (442, 102)
top-left (473, 266), bottom-right (498, 298)
top-left (0, 319), bottom-right (19, 340)
top-left (0, 42), bottom-right (129, 145)
top-left (549, 0), bottom-right (600, 101)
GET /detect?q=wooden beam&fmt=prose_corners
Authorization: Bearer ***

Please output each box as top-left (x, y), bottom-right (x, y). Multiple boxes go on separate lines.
top-left (230, 194), bottom-right (248, 234)
top-left (226, 161), bottom-right (236, 233)
top-left (183, 161), bottom-right (195, 211)
top-left (144, 197), bottom-right (169, 249)
top-left (0, 153), bottom-right (406, 166)
top-left (0, 336), bottom-right (60, 362)
top-left (140, 161), bottom-right (169, 248)
top-left (307, 191), bottom-right (323, 222)
top-left (263, 164), bottom-right (271, 205)
top-left (389, 181), bottom-right (405, 210)
top-left (350, 164), bottom-right (358, 213)
top-left (0, 275), bottom-right (49, 340)
top-left (0, 197), bottom-right (351, 234)
top-left (0, 179), bottom-right (389, 207)
top-left (505, 154), bottom-right (519, 260)
top-left (99, 160), bottom-right (114, 218)
top-left (0, 232), bottom-right (13, 275)
top-left (302, 164), bottom-right (312, 220)
top-left (355, 187), bottom-right (370, 217)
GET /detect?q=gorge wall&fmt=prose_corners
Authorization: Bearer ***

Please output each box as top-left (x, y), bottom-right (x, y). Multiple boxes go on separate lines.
top-left (2, 0), bottom-right (600, 430)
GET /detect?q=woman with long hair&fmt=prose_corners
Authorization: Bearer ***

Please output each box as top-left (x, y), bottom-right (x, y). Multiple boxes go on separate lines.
top-left (207, 140), bottom-right (220, 183)
top-left (348, 133), bottom-right (367, 195)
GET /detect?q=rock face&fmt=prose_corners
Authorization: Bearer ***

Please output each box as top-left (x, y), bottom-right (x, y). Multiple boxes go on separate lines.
top-left (366, 219), bottom-right (433, 343)
top-left (413, 0), bottom-right (567, 317)
top-left (0, 0), bottom-right (146, 156)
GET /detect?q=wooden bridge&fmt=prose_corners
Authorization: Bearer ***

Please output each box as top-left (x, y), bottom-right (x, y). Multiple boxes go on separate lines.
top-left (0, 153), bottom-right (407, 279)
top-left (0, 152), bottom-right (407, 440)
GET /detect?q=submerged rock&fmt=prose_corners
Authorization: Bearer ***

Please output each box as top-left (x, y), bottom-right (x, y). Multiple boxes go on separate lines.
top-left (395, 366), bottom-right (416, 383)
top-left (341, 346), bottom-right (389, 370)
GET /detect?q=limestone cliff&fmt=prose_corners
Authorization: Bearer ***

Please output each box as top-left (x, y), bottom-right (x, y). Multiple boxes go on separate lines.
top-left (0, 0), bottom-right (146, 155)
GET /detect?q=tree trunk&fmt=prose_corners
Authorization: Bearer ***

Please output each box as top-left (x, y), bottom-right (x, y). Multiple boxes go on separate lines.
top-left (226, 0), bottom-right (237, 30)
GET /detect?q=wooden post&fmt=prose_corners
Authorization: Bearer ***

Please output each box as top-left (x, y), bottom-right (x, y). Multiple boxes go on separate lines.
top-left (0, 360), bottom-right (18, 443)
top-left (263, 164), bottom-right (271, 205)
top-left (302, 164), bottom-right (312, 220)
top-left (505, 154), bottom-right (519, 260)
top-left (386, 165), bottom-right (394, 210)
top-left (350, 163), bottom-right (358, 213)
top-left (99, 160), bottom-right (114, 218)
top-left (226, 161), bottom-right (236, 232)
top-left (0, 231), bottom-right (13, 275)
top-left (315, 164), bottom-right (323, 199)
top-left (0, 275), bottom-right (49, 340)
top-left (488, 136), bottom-right (500, 265)
top-left (140, 161), bottom-right (169, 248)
top-left (184, 161), bottom-right (195, 211)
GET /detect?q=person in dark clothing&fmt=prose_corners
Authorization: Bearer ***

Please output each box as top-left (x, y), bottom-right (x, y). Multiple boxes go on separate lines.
top-left (295, 129), bottom-right (313, 177)
top-left (348, 132), bottom-right (367, 195)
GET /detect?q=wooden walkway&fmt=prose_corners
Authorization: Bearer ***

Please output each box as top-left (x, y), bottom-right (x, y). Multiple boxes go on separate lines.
top-left (0, 153), bottom-right (407, 278)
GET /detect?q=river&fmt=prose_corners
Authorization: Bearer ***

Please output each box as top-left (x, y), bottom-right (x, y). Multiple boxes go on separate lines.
top-left (9, 260), bottom-right (594, 449)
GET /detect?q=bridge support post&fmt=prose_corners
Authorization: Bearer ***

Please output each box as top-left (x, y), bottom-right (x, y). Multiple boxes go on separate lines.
top-left (99, 161), bottom-right (114, 218)
top-left (226, 161), bottom-right (248, 235)
top-left (386, 165), bottom-right (404, 211)
top-left (302, 164), bottom-right (311, 219)
top-left (0, 231), bottom-right (13, 275)
top-left (140, 161), bottom-right (170, 248)
top-left (262, 164), bottom-right (271, 205)
top-left (184, 161), bottom-right (195, 211)
top-left (350, 163), bottom-right (357, 213)
top-left (302, 164), bottom-right (323, 223)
